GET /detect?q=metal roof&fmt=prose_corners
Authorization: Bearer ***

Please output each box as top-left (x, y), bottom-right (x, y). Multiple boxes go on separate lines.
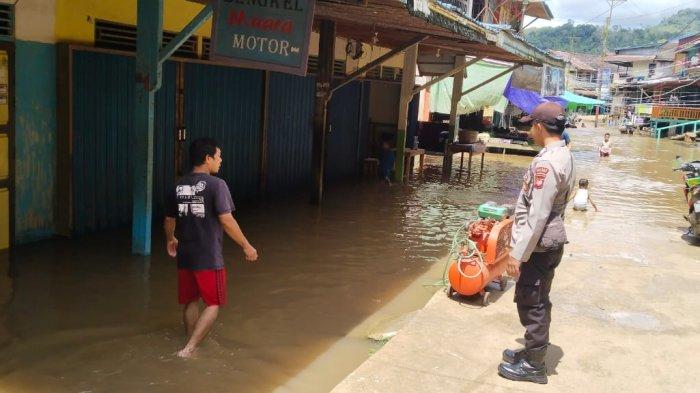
top-left (516, 0), bottom-right (554, 20)
top-left (549, 50), bottom-right (600, 72)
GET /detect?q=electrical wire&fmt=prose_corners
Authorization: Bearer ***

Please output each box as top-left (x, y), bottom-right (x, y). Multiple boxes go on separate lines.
top-left (609, 2), bottom-right (700, 22)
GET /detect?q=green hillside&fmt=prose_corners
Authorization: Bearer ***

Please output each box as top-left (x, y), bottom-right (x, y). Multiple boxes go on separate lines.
top-left (524, 8), bottom-right (700, 54)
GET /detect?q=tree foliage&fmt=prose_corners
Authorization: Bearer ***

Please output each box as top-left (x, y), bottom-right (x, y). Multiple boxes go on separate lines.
top-left (524, 8), bottom-right (700, 54)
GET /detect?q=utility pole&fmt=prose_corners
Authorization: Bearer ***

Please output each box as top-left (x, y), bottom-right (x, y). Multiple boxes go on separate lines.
top-left (598, 0), bottom-right (626, 99)
top-left (569, 35), bottom-right (575, 57)
top-left (596, 0), bottom-right (626, 127)
top-left (567, 34), bottom-right (578, 91)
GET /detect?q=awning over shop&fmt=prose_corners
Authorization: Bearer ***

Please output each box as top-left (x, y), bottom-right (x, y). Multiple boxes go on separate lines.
top-left (560, 91), bottom-right (605, 106)
top-left (429, 60), bottom-right (513, 115)
top-left (502, 79), bottom-right (567, 114)
top-left (314, 1), bottom-right (565, 68)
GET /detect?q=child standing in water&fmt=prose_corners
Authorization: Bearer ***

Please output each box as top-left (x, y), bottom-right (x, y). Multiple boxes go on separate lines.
top-left (599, 133), bottom-right (612, 157)
top-left (571, 179), bottom-right (599, 212)
top-left (380, 140), bottom-right (395, 184)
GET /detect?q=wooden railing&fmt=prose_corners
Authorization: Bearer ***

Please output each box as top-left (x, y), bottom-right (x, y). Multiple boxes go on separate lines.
top-left (651, 106), bottom-right (700, 120)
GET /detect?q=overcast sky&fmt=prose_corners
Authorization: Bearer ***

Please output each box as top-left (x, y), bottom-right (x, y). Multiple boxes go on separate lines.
top-left (526, 0), bottom-right (700, 28)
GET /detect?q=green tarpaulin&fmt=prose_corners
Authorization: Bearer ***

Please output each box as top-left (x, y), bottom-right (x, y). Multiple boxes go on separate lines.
top-left (430, 61), bottom-right (512, 116)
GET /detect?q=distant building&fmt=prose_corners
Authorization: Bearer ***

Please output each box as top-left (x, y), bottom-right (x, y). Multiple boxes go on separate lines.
top-left (675, 33), bottom-right (700, 78)
top-left (605, 42), bottom-right (676, 83)
top-left (606, 34), bottom-right (700, 135)
top-left (549, 50), bottom-right (601, 98)
top-left (436, 0), bottom-right (553, 30)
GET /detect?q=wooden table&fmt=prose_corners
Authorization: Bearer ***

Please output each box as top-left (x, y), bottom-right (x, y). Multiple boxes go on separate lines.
top-left (486, 138), bottom-right (540, 157)
top-left (445, 143), bottom-right (486, 177)
top-left (393, 148), bottom-right (425, 181)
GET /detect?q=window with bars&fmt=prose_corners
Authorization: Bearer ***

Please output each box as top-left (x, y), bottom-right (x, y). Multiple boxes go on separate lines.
top-left (305, 57), bottom-right (346, 77)
top-left (162, 31), bottom-right (198, 59)
top-left (381, 66), bottom-right (396, 80)
top-left (363, 66), bottom-right (402, 82)
top-left (202, 37), bottom-right (211, 59)
top-left (333, 59), bottom-right (346, 76)
top-left (307, 55), bottom-right (318, 74)
top-left (0, 4), bottom-right (12, 38)
top-left (95, 20), bottom-right (198, 58)
top-left (365, 66), bottom-right (381, 80)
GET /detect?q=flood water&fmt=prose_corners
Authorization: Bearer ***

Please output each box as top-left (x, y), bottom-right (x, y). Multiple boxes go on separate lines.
top-left (0, 127), bottom-right (697, 392)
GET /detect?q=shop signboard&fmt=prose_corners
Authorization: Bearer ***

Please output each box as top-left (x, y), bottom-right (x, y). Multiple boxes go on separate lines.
top-left (210, 0), bottom-right (316, 76)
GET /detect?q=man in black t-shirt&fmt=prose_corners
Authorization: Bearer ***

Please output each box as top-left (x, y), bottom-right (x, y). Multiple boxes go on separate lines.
top-left (165, 138), bottom-right (258, 358)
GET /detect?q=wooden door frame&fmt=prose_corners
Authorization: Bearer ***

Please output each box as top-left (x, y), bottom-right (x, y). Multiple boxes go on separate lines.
top-left (0, 41), bottom-right (14, 250)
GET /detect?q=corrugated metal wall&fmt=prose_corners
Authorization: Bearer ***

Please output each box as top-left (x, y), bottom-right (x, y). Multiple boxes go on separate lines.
top-left (265, 72), bottom-right (315, 193)
top-left (326, 81), bottom-right (366, 181)
top-left (183, 63), bottom-right (262, 202)
top-left (153, 62), bottom-right (177, 219)
top-left (71, 50), bottom-right (175, 235)
top-left (70, 52), bottom-right (371, 236)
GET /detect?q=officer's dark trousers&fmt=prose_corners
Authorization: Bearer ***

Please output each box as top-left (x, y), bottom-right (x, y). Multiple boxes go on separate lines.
top-left (515, 247), bottom-right (564, 350)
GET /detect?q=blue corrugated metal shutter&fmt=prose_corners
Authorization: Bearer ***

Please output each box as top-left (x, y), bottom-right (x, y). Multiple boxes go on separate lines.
top-left (153, 62), bottom-right (177, 219)
top-left (71, 50), bottom-right (175, 235)
top-left (326, 80), bottom-right (364, 181)
top-left (183, 63), bottom-right (262, 202)
top-left (358, 82), bottom-right (371, 162)
top-left (265, 72), bottom-right (315, 194)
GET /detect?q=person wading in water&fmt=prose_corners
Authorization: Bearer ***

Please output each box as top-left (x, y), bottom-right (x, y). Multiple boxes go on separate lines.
top-left (164, 137), bottom-right (258, 358)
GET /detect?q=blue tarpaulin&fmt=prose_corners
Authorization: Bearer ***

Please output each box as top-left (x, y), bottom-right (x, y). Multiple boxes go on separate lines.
top-left (502, 79), bottom-right (568, 114)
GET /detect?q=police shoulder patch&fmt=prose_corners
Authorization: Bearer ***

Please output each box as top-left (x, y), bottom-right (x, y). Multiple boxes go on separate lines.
top-left (533, 165), bottom-right (550, 189)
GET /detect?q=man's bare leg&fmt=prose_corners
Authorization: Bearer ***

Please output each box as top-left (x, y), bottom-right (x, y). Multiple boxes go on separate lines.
top-left (183, 301), bottom-right (200, 337)
top-left (177, 305), bottom-right (219, 358)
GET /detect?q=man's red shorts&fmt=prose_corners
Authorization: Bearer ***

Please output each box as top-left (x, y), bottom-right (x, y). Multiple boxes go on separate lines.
top-left (178, 268), bottom-right (227, 306)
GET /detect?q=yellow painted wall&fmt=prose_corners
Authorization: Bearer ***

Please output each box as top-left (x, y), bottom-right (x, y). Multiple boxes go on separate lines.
top-left (307, 33), bottom-right (404, 71)
top-left (14, 0), bottom-right (57, 43)
top-left (55, 0), bottom-right (212, 43)
top-left (53, 0), bottom-right (403, 68)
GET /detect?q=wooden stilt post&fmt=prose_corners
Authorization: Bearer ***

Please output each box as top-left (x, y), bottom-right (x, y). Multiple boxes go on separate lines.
top-left (443, 55), bottom-right (466, 179)
top-left (132, 0), bottom-right (163, 255)
top-left (394, 43), bottom-right (418, 183)
top-left (311, 20), bottom-right (335, 204)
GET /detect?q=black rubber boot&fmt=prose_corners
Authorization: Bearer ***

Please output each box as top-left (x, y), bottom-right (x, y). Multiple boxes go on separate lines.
top-left (502, 347), bottom-right (528, 364)
top-left (498, 346), bottom-right (548, 384)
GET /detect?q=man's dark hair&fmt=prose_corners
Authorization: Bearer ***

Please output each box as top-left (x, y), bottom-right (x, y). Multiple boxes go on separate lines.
top-left (189, 137), bottom-right (220, 167)
top-left (605, 133), bottom-right (610, 137)
top-left (579, 178), bottom-right (589, 188)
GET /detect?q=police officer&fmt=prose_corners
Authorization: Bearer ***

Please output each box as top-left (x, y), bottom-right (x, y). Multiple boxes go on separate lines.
top-left (498, 102), bottom-right (575, 385)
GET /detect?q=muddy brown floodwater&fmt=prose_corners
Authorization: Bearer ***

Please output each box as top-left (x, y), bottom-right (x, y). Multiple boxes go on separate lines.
top-left (0, 127), bottom-right (697, 393)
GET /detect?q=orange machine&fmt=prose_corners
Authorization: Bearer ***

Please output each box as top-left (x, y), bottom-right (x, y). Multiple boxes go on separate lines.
top-left (447, 217), bottom-right (513, 306)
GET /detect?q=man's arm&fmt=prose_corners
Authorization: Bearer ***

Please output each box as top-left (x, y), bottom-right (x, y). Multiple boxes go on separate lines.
top-left (219, 213), bottom-right (258, 261)
top-left (510, 161), bottom-right (558, 263)
top-left (164, 217), bottom-right (178, 257)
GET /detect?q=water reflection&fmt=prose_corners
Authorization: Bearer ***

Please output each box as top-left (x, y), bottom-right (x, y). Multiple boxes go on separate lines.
top-left (0, 128), bottom-right (697, 392)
